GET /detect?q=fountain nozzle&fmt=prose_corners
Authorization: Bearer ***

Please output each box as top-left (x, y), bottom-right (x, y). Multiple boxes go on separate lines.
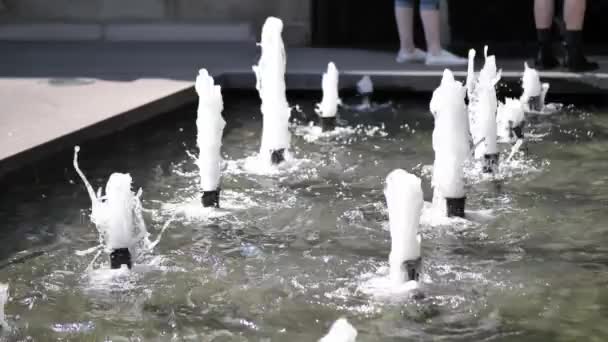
top-left (446, 197), bottom-right (466, 218)
top-left (319, 117), bottom-right (336, 132)
top-left (528, 96), bottom-right (542, 112)
top-left (483, 153), bottom-right (499, 173)
top-left (270, 149), bottom-right (285, 165)
top-left (201, 190), bottom-right (220, 208)
top-left (110, 248), bottom-right (132, 269)
top-left (403, 258), bottom-right (421, 282)
top-left (510, 121), bottom-right (525, 140)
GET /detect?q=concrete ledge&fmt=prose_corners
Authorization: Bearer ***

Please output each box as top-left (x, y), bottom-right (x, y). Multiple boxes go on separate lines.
top-left (0, 23), bottom-right (102, 41)
top-left (103, 23), bottom-right (255, 42)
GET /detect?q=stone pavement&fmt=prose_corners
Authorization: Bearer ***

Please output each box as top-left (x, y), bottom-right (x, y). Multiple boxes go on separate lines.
top-left (1, 41), bottom-right (607, 177)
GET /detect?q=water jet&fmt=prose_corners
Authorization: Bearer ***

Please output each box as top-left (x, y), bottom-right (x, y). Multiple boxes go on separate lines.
top-left (253, 17), bottom-right (292, 165)
top-left (195, 69), bottom-right (226, 207)
top-left (430, 70), bottom-right (470, 217)
top-left (315, 62), bottom-right (340, 132)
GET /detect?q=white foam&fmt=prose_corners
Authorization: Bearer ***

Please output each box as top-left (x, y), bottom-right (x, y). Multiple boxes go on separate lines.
top-left (253, 17), bottom-right (292, 157)
top-left (384, 169), bottom-right (423, 284)
top-left (195, 69), bottom-right (226, 191)
top-left (319, 318), bottom-right (357, 342)
top-left (358, 266), bottom-right (420, 299)
top-left (316, 62), bottom-right (340, 118)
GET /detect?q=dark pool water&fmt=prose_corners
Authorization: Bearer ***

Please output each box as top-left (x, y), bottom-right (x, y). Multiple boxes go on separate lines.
top-left (0, 92), bottom-right (607, 341)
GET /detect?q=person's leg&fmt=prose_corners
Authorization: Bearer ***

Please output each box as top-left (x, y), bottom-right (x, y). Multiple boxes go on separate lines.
top-left (395, 0), bottom-right (426, 62)
top-left (395, 0), bottom-right (415, 53)
top-left (563, 0), bottom-right (598, 71)
top-left (534, 0), bottom-right (560, 69)
top-left (420, 0), bottom-right (466, 65)
top-left (419, 2), bottom-right (441, 55)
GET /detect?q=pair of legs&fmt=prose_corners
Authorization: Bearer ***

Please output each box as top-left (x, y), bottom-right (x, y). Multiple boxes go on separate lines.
top-left (534, 0), bottom-right (597, 71)
top-left (394, 0), bottom-right (465, 65)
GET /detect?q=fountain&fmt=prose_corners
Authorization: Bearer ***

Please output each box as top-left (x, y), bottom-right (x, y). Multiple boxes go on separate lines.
top-left (521, 62), bottom-right (546, 113)
top-left (315, 62), bottom-right (340, 132)
top-left (430, 70), bottom-right (470, 218)
top-left (468, 46), bottom-right (502, 174)
top-left (319, 318), bottom-right (357, 342)
top-left (73, 146), bottom-right (149, 269)
top-left (497, 98), bottom-right (525, 143)
top-left (385, 169), bottom-right (423, 285)
top-left (252, 16), bottom-right (291, 165)
top-left (195, 69), bottom-right (226, 208)
top-left (0, 283), bottom-right (7, 330)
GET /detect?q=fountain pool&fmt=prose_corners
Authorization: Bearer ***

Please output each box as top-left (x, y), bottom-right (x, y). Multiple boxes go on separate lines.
top-left (0, 92), bottom-right (607, 341)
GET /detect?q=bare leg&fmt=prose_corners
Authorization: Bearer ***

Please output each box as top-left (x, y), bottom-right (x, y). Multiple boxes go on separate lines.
top-left (563, 0), bottom-right (586, 30)
top-left (395, 6), bottom-right (415, 53)
top-left (534, 0), bottom-right (554, 29)
top-left (420, 9), bottom-right (442, 55)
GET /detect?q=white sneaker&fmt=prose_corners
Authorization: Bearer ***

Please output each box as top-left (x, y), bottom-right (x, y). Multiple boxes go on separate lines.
top-left (396, 48), bottom-right (427, 63)
top-left (425, 49), bottom-right (468, 66)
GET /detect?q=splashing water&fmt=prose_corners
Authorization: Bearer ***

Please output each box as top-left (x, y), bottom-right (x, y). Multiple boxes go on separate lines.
top-left (253, 17), bottom-right (292, 164)
top-left (319, 318), bottom-right (357, 342)
top-left (430, 70), bottom-right (470, 216)
top-left (316, 62), bottom-right (341, 118)
top-left (0, 283), bottom-right (8, 330)
top-left (497, 98), bottom-right (525, 143)
top-left (73, 146), bottom-right (157, 268)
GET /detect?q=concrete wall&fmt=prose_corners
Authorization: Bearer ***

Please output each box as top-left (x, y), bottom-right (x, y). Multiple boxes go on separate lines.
top-left (0, 0), bottom-right (311, 45)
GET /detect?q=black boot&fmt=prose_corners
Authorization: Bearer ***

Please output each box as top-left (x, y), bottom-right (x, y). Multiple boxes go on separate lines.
top-left (564, 30), bottom-right (598, 72)
top-left (535, 29), bottom-right (560, 70)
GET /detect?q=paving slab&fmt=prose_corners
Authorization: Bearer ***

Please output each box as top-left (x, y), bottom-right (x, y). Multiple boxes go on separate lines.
top-left (1, 41), bottom-right (607, 178)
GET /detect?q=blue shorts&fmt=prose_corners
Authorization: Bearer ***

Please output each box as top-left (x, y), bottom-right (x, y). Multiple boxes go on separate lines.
top-left (395, 0), bottom-right (439, 10)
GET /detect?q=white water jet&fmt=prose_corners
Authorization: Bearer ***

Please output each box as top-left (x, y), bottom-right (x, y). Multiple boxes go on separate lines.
top-left (468, 46), bottom-right (501, 161)
top-left (521, 62), bottom-right (543, 111)
top-left (430, 70), bottom-right (470, 217)
top-left (253, 16), bottom-right (291, 164)
top-left (73, 146), bottom-right (149, 269)
top-left (316, 62), bottom-right (340, 118)
top-left (465, 49), bottom-right (477, 99)
top-left (195, 69), bottom-right (226, 206)
top-left (0, 283), bottom-right (7, 330)
top-left (319, 318), bottom-right (357, 342)
top-left (385, 169), bottom-right (423, 285)
top-left (497, 98), bottom-right (525, 142)
top-left (357, 75), bottom-right (373, 95)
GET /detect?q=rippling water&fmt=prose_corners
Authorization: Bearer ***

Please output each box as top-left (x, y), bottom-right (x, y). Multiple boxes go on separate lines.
top-left (1, 93), bottom-right (607, 341)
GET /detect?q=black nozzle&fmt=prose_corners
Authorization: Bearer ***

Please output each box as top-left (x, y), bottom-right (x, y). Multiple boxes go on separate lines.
top-left (110, 248), bottom-right (132, 269)
top-left (528, 96), bottom-right (542, 112)
top-left (403, 257), bottom-right (422, 282)
top-left (202, 190), bottom-right (220, 208)
top-left (483, 153), bottom-right (499, 173)
top-left (319, 116), bottom-right (336, 132)
top-left (509, 120), bottom-right (525, 140)
top-left (446, 197), bottom-right (466, 218)
top-left (270, 149), bottom-right (285, 165)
